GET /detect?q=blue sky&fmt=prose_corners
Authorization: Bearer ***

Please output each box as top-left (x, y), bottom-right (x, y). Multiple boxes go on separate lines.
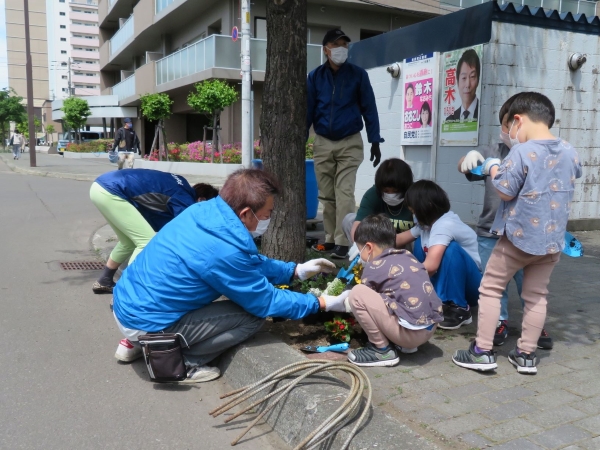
top-left (0, 0), bottom-right (8, 90)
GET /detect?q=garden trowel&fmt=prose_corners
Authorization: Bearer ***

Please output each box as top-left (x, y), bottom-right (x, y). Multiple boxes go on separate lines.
top-left (563, 231), bottom-right (583, 257)
top-left (300, 343), bottom-right (350, 353)
top-left (337, 256), bottom-right (360, 285)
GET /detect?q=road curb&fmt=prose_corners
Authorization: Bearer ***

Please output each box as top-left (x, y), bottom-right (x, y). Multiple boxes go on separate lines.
top-left (0, 155), bottom-right (96, 181)
top-left (91, 225), bottom-right (439, 450)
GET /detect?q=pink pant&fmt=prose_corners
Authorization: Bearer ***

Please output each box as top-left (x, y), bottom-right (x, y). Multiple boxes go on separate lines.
top-left (349, 284), bottom-right (436, 349)
top-left (476, 236), bottom-right (560, 353)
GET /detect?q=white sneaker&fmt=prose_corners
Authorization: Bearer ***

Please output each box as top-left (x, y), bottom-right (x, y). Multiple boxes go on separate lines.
top-left (395, 345), bottom-right (418, 354)
top-left (177, 365), bottom-right (221, 384)
top-left (115, 338), bottom-right (142, 362)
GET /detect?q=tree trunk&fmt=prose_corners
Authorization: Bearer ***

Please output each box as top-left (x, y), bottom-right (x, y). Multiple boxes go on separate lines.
top-left (260, 0), bottom-right (307, 263)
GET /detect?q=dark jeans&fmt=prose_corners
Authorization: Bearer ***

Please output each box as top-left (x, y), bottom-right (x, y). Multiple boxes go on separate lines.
top-left (163, 301), bottom-right (264, 367)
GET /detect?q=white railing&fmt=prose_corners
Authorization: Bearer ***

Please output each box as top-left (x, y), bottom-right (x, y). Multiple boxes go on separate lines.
top-left (109, 0), bottom-right (116, 7)
top-left (441, 0), bottom-right (598, 16)
top-left (112, 74), bottom-right (135, 101)
top-left (155, 0), bottom-right (178, 14)
top-left (156, 35), bottom-right (324, 86)
top-left (109, 15), bottom-right (134, 56)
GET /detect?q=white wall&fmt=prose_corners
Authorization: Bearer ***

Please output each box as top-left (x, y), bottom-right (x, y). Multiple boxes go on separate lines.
top-left (357, 22), bottom-right (600, 227)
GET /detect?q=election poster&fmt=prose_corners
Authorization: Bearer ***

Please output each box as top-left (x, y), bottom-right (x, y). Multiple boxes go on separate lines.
top-left (439, 45), bottom-right (483, 146)
top-left (401, 53), bottom-right (437, 146)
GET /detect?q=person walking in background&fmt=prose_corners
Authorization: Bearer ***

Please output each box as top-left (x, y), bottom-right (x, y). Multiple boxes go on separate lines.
top-left (10, 130), bottom-right (23, 160)
top-left (452, 92), bottom-right (582, 374)
top-left (113, 118), bottom-right (140, 170)
top-left (90, 169), bottom-right (218, 294)
top-left (307, 28), bottom-right (384, 259)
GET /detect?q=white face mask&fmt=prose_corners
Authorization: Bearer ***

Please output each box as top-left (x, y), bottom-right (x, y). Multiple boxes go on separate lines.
top-left (328, 47), bottom-right (348, 66)
top-left (382, 192), bottom-right (404, 207)
top-left (358, 244), bottom-right (371, 266)
top-left (250, 210), bottom-right (270, 238)
top-left (499, 131), bottom-right (512, 149)
top-left (508, 121), bottom-right (521, 148)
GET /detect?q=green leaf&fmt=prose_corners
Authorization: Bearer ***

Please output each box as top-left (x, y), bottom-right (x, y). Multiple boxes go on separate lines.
top-left (140, 93), bottom-right (173, 122)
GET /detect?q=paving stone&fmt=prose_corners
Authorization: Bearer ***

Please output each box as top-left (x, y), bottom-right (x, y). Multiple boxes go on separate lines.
top-left (390, 397), bottom-right (420, 413)
top-left (482, 400), bottom-right (539, 422)
top-left (526, 389), bottom-right (583, 409)
top-left (560, 358), bottom-right (600, 371)
top-left (396, 376), bottom-right (452, 396)
top-left (528, 406), bottom-right (587, 428)
top-left (580, 436), bottom-right (600, 450)
top-left (376, 369), bottom-right (416, 386)
top-left (479, 418), bottom-right (543, 443)
top-left (457, 432), bottom-right (493, 449)
top-left (572, 396), bottom-right (600, 415)
top-left (432, 414), bottom-right (492, 438)
top-left (438, 367), bottom-right (491, 387)
top-left (483, 386), bottom-right (537, 404)
top-left (488, 437), bottom-right (546, 449)
top-left (567, 380), bottom-right (600, 398)
top-left (523, 374), bottom-right (579, 393)
top-left (412, 407), bottom-right (451, 425)
top-left (483, 373), bottom-right (530, 390)
top-left (432, 394), bottom-right (494, 418)
top-left (444, 382), bottom-right (493, 400)
top-left (575, 414), bottom-right (600, 434)
top-left (530, 424), bottom-right (592, 449)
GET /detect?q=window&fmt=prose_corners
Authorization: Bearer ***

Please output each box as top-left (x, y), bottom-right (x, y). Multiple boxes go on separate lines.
top-left (59, 0), bottom-right (65, 2)
top-left (86, 85), bottom-right (95, 89)
top-left (61, 75), bottom-right (68, 79)
top-left (60, 37), bottom-right (66, 41)
top-left (61, 62), bottom-right (67, 66)
top-left (61, 50), bottom-right (67, 54)
top-left (59, 12), bottom-right (65, 16)
top-left (62, 88), bottom-right (69, 92)
top-left (60, 25), bottom-right (66, 29)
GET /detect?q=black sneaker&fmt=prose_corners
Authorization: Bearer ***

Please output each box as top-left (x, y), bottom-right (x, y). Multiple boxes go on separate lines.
top-left (348, 342), bottom-right (400, 367)
top-left (92, 281), bottom-right (115, 294)
top-left (537, 329), bottom-right (553, 350)
top-left (311, 242), bottom-right (335, 253)
top-left (452, 341), bottom-right (497, 371)
top-left (330, 245), bottom-right (349, 259)
top-left (493, 320), bottom-right (509, 346)
top-left (508, 347), bottom-right (538, 374)
top-left (438, 303), bottom-right (472, 330)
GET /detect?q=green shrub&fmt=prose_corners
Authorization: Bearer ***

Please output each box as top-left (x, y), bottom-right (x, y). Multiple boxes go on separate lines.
top-left (66, 139), bottom-right (113, 153)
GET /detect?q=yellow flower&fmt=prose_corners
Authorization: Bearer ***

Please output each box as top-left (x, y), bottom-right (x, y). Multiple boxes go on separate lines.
top-left (276, 285), bottom-right (289, 290)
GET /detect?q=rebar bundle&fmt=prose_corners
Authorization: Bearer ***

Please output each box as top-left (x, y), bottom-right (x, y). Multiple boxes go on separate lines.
top-left (209, 360), bottom-right (372, 449)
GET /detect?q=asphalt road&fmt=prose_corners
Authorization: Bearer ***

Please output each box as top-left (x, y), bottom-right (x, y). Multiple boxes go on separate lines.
top-left (0, 161), bottom-right (284, 450)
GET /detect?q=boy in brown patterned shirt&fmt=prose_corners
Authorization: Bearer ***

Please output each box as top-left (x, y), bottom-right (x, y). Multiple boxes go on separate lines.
top-left (347, 214), bottom-right (443, 367)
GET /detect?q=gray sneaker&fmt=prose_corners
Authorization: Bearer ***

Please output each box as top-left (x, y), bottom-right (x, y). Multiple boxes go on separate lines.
top-left (348, 342), bottom-right (399, 367)
top-left (508, 347), bottom-right (538, 374)
top-left (452, 341), bottom-right (497, 371)
top-left (177, 365), bottom-right (221, 384)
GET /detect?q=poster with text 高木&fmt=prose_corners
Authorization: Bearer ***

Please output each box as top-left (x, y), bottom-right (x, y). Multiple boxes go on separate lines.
top-left (439, 45), bottom-right (483, 147)
top-left (401, 53), bottom-right (437, 146)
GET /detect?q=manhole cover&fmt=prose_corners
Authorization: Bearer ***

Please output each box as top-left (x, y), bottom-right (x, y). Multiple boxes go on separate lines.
top-left (59, 261), bottom-right (105, 271)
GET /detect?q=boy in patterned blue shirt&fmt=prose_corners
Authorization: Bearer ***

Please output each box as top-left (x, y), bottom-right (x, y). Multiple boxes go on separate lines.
top-left (453, 92), bottom-right (582, 374)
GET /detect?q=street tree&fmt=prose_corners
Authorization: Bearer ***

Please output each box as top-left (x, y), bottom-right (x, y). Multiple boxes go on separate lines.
top-left (61, 97), bottom-right (91, 144)
top-left (0, 89), bottom-right (26, 146)
top-left (45, 124), bottom-right (55, 145)
top-left (187, 80), bottom-right (238, 162)
top-left (16, 117), bottom-right (40, 140)
top-left (140, 93), bottom-right (173, 160)
top-left (260, 0), bottom-right (307, 262)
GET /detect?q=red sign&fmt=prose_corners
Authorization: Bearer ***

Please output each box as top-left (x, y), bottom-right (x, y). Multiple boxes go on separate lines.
top-left (232, 26), bottom-right (239, 42)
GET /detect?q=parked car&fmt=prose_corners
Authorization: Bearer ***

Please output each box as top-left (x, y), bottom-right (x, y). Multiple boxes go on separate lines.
top-left (57, 131), bottom-right (104, 154)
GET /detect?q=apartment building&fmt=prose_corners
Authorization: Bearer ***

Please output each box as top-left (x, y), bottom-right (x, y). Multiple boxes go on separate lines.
top-left (47, 0), bottom-right (101, 100)
top-left (98, 0), bottom-right (444, 150)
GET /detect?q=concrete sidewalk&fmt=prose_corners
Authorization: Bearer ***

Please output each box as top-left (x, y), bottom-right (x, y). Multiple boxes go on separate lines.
top-left (0, 152), bottom-right (228, 186)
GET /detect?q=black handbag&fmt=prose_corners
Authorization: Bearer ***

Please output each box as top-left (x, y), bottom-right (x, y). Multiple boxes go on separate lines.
top-left (138, 333), bottom-right (188, 382)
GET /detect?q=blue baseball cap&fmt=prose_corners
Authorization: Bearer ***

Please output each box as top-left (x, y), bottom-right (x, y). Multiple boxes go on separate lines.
top-left (123, 118), bottom-right (132, 124)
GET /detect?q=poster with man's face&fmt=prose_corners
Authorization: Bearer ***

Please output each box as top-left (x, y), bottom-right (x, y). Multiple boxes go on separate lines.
top-left (401, 53), bottom-right (437, 146)
top-left (439, 45), bottom-right (483, 146)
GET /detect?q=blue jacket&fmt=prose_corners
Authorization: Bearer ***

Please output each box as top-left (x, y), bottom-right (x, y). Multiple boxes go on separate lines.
top-left (113, 196), bottom-right (319, 332)
top-left (307, 62), bottom-right (383, 143)
top-left (95, 169), bottom-right (196, 232)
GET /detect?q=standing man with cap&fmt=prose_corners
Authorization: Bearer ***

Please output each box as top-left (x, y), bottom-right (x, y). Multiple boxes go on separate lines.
top-left (113, 118), bottom-right (141, 170)
top-left (307, 28), bottom-right (384, 259)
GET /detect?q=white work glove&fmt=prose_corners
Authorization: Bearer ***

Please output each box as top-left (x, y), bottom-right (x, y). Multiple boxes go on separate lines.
top-left (322, 291), bottom-right (350, 312)
top-left (460, 150), bottom-right (485, 173)
top-left (482, 157), bottom-right (502, 176)
top-left (348, 243), bottom-right (360, 261)
top-left (296, 258), bottom-right (336, 281)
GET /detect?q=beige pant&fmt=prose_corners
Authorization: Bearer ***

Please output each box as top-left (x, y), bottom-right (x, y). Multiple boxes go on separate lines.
top-left (118, 152), bottom-right (135, 170)
top-left (476, 236), bottom-right (560, 353)
top-left (349, 284), bottom-right (436, 349)
top-left (313, 133), bottom-right (363, 247)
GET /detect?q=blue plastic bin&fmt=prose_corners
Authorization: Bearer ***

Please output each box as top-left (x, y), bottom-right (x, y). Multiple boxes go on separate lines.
top-left (252, 159), bottom-right (319, 220)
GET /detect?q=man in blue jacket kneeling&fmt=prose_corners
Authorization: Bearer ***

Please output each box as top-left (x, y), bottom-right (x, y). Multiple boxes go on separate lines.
top-left (112, 169), bottom-right (350, 383)
top-left (307, 28), bottom-right (384, 260)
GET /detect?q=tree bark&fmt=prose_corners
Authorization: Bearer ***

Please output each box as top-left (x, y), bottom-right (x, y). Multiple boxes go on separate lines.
top-left (261, 0), bottom-right (307, 263)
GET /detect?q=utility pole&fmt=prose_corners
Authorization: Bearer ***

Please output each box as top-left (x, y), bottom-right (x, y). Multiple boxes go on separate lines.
top-left (68, 58), bottom-right (73, 96)
top-left (240, 0), bottom-right (252, 168)
top-left (24, 0), bottom-right (37, 167)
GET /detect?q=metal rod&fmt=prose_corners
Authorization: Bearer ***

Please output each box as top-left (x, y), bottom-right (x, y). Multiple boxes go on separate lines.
top-left (241, 0), bottom-right (252, 168)
top-left (23, 0), bottom-right (37, 167)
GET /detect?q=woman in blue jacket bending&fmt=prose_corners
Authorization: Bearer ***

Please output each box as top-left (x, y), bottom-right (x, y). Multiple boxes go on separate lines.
top-left (111, 169), bottom-right (349, 383)
top-left (90, 169), bottom-right (218, 294)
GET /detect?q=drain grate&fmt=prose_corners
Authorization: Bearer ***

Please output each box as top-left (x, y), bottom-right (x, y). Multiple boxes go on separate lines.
top-left (59, 261), bottom-right (105, 271)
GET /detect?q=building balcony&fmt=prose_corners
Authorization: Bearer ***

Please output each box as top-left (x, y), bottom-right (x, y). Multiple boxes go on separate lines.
top-left (155, 0), bottom-right (180, 15)
top-left (74, 86), bottom-right (101, 96)
top-left (442, 0), bottom-right (598, 16)
top-left (111, 74), bottom-right (136, 102)
top-left (71, 37), bottom-right (99, 47)
top-left (109, 15), bottom-right (134, 57)
top-left (71, 24), bottom-right (99, 35)
top-left (72, 74), bottom-right (100, 83)
top-left (156, 35), bottom-right (324, 87)
top-left (71, 49), bottom-right (99, 59)
top-left (69, 11), bottom-right (99, 23)
top-left (73, 62), bottom-right (100, 72)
